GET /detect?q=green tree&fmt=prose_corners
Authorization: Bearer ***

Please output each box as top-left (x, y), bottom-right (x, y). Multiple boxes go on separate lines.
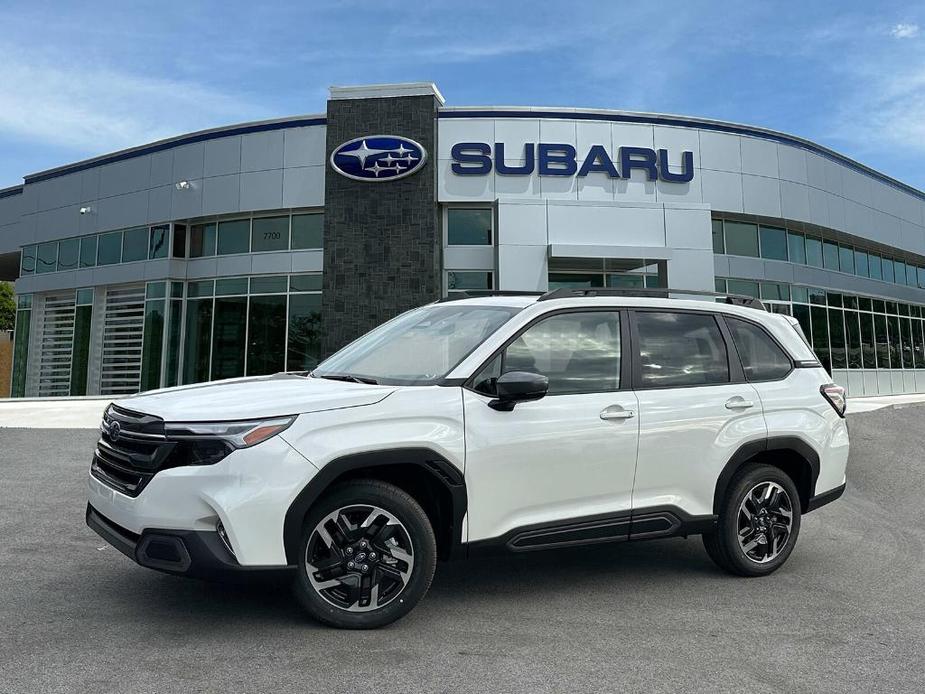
top-left (0, 282), bottom-right (14, 331)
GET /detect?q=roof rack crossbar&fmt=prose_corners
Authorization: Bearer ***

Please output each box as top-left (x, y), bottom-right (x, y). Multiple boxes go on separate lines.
top-left (536, 287), bottom-right (766, 311)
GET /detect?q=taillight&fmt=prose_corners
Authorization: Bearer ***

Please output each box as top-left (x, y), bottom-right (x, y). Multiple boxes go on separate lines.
top-left (820, 383), bottom-right (846, 417)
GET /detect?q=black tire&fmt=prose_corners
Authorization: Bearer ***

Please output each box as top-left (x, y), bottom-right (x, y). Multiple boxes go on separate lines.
top-left (293, 479), bottom-right (437, 629)
top-left (703, 463), bottom-right (802, 577)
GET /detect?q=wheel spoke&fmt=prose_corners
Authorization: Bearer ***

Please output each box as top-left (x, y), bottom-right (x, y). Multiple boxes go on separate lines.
top-left (742, 538), bottom-right (759, 553)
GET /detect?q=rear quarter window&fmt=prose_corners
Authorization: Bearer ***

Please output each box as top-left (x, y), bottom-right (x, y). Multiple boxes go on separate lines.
top-left (726, 317), bottom-right (792, 381)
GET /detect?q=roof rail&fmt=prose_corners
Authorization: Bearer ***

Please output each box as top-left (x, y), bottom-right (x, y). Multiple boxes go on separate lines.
top-left (434, 290), bottom-right (546, 303)
top-left (537, 287), bottom-right (766, 311)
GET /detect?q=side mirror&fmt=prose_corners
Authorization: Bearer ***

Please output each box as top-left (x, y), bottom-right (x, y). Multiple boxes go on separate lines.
top-left (488, 371), bottom-right (549, 411)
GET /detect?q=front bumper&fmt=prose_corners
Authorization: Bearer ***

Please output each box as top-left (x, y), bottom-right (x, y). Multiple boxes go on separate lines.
top-left (87, 504), bottom-right (294, 580)
top-left (87, 434), bottom-right (319, 566)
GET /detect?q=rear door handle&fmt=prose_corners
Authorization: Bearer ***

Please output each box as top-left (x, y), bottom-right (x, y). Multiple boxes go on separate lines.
top-left (600, 406), bottom-right (635, 420)
top-left (725, 397), bottom-right (755, 410)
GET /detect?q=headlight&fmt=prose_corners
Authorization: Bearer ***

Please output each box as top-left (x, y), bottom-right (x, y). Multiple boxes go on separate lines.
top-left (164, 416), bottom-right (296, 448)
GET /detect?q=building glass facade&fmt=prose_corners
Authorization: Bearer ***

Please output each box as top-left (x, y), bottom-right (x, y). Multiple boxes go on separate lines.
top-left (3, 82), bottom-right (925, 398)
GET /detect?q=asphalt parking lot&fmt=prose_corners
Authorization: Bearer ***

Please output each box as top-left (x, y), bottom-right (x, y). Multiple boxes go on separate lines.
top-left (1, 406), bottom-right (924, 694)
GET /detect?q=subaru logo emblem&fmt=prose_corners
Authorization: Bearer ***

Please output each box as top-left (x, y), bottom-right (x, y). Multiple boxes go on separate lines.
top-left (110, 420), bottom-right (121, 442)
top-left (330, 135), bottom-right (427, 182)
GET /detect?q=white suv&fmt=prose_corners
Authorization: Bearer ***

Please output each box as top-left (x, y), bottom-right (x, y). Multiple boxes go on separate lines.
top-left (86, 289), bottom-right (849, 629)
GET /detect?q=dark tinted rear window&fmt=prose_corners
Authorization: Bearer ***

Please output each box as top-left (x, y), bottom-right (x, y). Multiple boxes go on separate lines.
top-left (727, 317), bottom-right (792, 381)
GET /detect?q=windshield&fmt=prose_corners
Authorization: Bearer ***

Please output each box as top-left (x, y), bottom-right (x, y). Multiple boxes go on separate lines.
top-left (313, 304), bottom-right (522, 385)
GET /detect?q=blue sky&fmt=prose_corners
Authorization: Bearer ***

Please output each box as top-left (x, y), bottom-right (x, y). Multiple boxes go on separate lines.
top-left (1, 1), bottom-right (923, 189)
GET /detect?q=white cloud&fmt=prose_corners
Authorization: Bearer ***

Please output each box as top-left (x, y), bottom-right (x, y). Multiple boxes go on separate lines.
top-left (0, 46), bottom-right (271, 163)
top-left (890, 23), bottom-right (920, 39)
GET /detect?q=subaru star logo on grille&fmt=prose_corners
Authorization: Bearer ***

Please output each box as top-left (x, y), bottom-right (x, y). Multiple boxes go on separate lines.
top-left (109, 420), bottom-right (121, 442)
top-left (330, 135), bottom-right (427, 182)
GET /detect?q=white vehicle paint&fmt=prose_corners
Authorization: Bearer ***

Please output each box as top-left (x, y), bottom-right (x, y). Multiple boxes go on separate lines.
top-left (86, 291), bottom-right (849, 628)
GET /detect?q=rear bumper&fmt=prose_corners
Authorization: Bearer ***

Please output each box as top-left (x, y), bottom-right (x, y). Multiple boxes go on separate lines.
top-left (86, 503), bottom-right (294, 581)
top-left (807, 482), bottom-right (846, 512)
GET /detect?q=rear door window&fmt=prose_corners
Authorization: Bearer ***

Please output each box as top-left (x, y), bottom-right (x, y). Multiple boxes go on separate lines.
top-left (634, 311), bottom-right (729, 388)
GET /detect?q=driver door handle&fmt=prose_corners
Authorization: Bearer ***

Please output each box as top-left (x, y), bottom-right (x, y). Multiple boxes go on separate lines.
top-left (725, 397), bottom-right (755, 410)
top-left (600, 406), bottom-right (635, 421)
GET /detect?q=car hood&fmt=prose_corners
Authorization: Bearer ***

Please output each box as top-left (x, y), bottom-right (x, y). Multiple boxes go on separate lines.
top-left (114, 374), bottom-right (396, 422)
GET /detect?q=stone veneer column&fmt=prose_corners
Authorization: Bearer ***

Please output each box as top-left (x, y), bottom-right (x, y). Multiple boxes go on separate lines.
top-left (321, 84), bottom-right (443, 356)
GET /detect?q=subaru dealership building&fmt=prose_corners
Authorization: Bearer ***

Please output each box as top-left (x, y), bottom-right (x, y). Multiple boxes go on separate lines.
top-left (2, 82), bottom-right (925, 399)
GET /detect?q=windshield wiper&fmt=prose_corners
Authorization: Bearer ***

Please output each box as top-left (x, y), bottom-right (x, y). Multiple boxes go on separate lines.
top-left (315, 373), bottom-right (379, 385)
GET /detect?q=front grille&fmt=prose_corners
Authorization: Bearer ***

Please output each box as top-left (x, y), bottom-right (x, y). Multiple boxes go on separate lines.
top-left (91, 405), bottom-right (177, 497)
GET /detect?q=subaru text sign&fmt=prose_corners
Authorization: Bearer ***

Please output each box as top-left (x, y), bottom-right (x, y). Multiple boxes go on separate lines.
top-left (330, 135), bottom-right (427, 182)
top-left (450, 142), bottom-right (694, 182)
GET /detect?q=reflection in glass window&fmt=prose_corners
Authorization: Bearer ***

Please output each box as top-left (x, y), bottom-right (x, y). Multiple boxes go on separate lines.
top-left (873, 314), bottom-right (889, 368)
top-left (727, 317), bottom-right (791, 380)
top-left (724, 222), bottom-right (759, 257)
top-left (548, 273), bottom-right (604, 289)
top-left (727, 279), bottom-right (759, 298)
top-left (36, 242), bottom-right (57, 274)
top-left (218, 219), bottom-right (250, 255)
top-left (189, 223), bottom-right (217, 257)
top-left (787, 233), bottom-right (805, 265)
top-left (211, 297), bottom-right (248, 380)
top-left (810, 306), bottom-right (830, 372)
top-left (70, 302), bottom-right (92, 395)
top-left (844, 311), bottom-right (862, 368)
top-left (57, 238), bottom-right (79, 271)
top-left (448, 271), bottom-right (493, 294)
top-left (854, 250), bottom-right (869, 277)
top-left (250, 275), bottom-right (288, 294)
top-left (887, 315), bottom-right (902, 368)
top-left (21, 245), bottom-right (36, 275)
top-left (141, 300), bottom-right (165, 391)
top-left (823, 241), bottom-right (839, 270)
top-left (907, 264), bottom-right (918, 287)
top-left (859, 312), bottom-right (875, 368)
top-left (97, 232), bottom-right (122, 266)
top-left (759, 226), bottom-right (788, 261)
top-left (247, 295), bottom-right (287, 376)
top-left (149, 225), bottom-right (169, 259)
top-left (122, 227), bottom-right (148, 263)
top-left (838, 246), bottom-right (855, 274)
top-left (609, 274), bottom-right (645, 288)
top-left (251, 216), bottom-right (289, 252)
top-left (868, 254), bottom-right (882, 280)
top-left (882, 258), bottom-right (895, 283)
top-left (500, 311), bottom-right (621, 395)
top-left (447, 209), bottom-right (492, 245)
top-left (636, 311), bottom-right (728, 388)
top-left (292, 213), bottom-right (323, 249)
top-left (712, 219), bottom-right (724, 254)
top-left (894, 260), bottom-right (907, 286)
top-left (828, 308), bottom-right (846, 369)
top-left (912, 319), bottom-right (925, 368)
top-left (805, 237), bottom-right (823, 267)
top-left (80, 237), bottom-right (97, 268)
top-left (288, 293), bottom-right (323, 371)
top-left (289, 274), bottom-right (323, 292)
top-left (182, 299), bottom-right (213, 384)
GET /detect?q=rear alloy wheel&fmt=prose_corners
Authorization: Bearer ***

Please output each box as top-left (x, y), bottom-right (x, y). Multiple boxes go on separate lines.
top-left (703, 463), bottom-right (802, 577)
top-left (294, 480), bottom-right (436, 628)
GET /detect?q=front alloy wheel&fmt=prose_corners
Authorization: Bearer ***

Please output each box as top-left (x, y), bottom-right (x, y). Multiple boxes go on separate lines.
top-left (305, 504), bottom-right (415, 612)
top-left (294, 480), bottom-right (436, 629)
